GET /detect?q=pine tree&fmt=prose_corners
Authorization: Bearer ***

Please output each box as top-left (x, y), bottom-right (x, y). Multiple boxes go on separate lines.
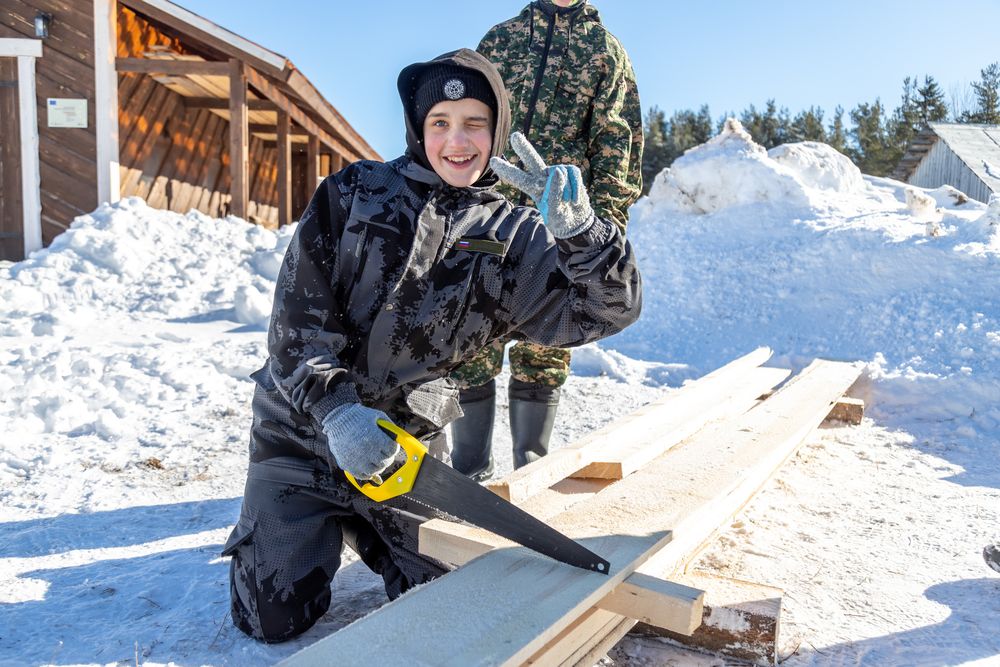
top-left (790, 106), bottom-right (827, 143)
top-left (916, 76), bottom-right (948, 125)
top-left (739, 99), bottom-right (792, 148)
top-left (641, 106), bottom-right (670, 193)
top-left (887, 76), bottom-right (921, 168)
top-left (963, 62), bottom-right (1000, 124)
top-left (666, 105), bottom-right (714, 160)
top-left (849, 99), bottom-right (894, 175)
top-left (827, 106), bottom-right (848, 153)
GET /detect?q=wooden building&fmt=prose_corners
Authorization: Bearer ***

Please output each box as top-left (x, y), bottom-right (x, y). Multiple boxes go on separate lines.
top-left (0, 0), bottom-right (379, 261)
top-left (891, 123), bottom-right (1000, 204)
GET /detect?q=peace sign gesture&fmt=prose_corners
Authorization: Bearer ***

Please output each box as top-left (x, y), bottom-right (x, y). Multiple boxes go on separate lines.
top-left (490, 132), bottom-right (596, 238)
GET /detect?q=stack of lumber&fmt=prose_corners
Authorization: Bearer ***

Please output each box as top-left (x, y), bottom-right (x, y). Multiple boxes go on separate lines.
top-left (281, 348), bottom-right (863, 666)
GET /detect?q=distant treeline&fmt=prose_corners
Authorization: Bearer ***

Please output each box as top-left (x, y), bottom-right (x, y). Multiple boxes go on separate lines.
top-left (642, 61), bottom-right (1000, 191)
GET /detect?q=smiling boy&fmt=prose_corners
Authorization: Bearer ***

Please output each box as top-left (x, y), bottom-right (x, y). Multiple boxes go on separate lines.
top-left (224, 48), bottom-right (641, 642)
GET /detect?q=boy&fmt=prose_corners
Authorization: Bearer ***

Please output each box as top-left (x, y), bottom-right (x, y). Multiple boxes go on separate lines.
top-left (224, 48), bottom-right (641, 643)
top-left (450, 0), bottom-right (644, 480)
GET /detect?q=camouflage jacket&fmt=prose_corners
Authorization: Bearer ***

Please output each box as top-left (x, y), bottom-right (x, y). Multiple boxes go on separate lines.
top-left (478, 0), bottom-right (643, 230)
top-left (262, 156), bottom-right (641, 439)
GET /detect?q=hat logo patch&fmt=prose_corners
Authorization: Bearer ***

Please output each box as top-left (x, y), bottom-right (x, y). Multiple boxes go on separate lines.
top-left (443, 78), bottom-right (465, 100)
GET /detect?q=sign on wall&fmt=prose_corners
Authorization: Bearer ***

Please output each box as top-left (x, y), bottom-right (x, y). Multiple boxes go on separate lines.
top-left (47, 98), bottom-right (87, 128)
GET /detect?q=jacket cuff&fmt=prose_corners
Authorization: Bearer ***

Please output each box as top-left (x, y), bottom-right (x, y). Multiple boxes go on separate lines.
top-left (310, 380), bottom-right (361, 425)
top-left (557, 213), bottom-right (616, 248)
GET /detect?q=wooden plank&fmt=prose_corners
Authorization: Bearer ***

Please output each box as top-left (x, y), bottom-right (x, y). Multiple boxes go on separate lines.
top-left (0, 56), bottom-right (23, 261)
top-left (183, 96), bottom-right (277, 111)
top-left (172, 110), bottom-right (219, 212)
top-left (17, 54), bottom-right (41, 257)
top-left (120, 0), bottom-right (288, 74)
top-left (525, 607), bottom-right (624, 666)
top-left (94, 0), bottom-right (121, 204)
top-left (0, 38), bottom-right (42, 57)
top-left (306, 133), bottom-right (320, 197)
top-left (277, 110), bottom-right (291, 226)
top-left (115, 56), bottom-right (229, 75)
top-left (119, 82), bottom-right (174, 196)
top-left (244, 66), bottom-right (358, 161)
top-left (228, 58), bottom-right (248, 219)
top-left (537, 359), bottom-right (862, 665)
top-left (490, 347), bottom-right (783, 502)
top-left (633, 572), bottom-right (782, 667)
top-left (595, 572), bottom-right (703, 636)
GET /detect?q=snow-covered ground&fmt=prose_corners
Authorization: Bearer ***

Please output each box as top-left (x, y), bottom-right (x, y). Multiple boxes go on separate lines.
top-left (2, 121), bottom-right (999, 666)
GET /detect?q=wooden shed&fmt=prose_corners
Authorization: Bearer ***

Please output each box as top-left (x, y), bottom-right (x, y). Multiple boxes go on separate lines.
top-left (0, 0), bottom-right (379, 262)
top-left (891, 122), bottom-right (1000, 204)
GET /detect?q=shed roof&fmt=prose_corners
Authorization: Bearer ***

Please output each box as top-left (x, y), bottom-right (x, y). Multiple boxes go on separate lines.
top-left (892, 123), bottom-right (1000, 194)
top-left (120, 0), bottom-right (380, 161)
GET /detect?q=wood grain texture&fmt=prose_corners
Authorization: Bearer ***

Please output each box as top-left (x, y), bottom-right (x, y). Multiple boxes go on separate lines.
top-left (490, 348), bottom-right (785, 503)
top-left (540, 359), bottom-right (863, 665)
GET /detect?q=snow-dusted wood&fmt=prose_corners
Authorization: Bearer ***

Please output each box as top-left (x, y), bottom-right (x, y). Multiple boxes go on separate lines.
top-left (418, 521), bottom-right (704, 636)
top-left (596, 572), bottom-right (704, 636)
top-left (489, 347), bottom-right (783, 502)
top-left (635, 572), bottom-right (782, 667)
top-left (282, 359), bottom-right (859, 666)
top-left (534, 358), bottom-right (862, 664)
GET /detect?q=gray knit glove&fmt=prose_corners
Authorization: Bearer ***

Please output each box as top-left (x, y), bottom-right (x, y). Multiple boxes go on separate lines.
top-left (490, 132), bottom-right (596, 238)
top-left (321, 403), bottom-right (400, 480)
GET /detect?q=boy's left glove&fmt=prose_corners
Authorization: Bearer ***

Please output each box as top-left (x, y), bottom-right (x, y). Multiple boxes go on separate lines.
top-left (321, 404), bottom-right (400, 481)
top-left (490, 132), bottom-right (596, 238)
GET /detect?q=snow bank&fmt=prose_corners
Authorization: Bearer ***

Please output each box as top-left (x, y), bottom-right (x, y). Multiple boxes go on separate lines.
top-left (647, 118), bottom-right (866, 215)
top-left (0, 197), bottom-right (291, 331)
top-left (616, 123), bottom-right (999, 438)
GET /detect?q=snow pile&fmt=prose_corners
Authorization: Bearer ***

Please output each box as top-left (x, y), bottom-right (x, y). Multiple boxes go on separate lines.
top-left (647, 118), bottom-right (866, 215)
top-left (618, 126), bottom-right (1000, 441)
top-left (0, 197), bottom-right (291, 333)
top-left (767, 140), bottom-right (866, 193)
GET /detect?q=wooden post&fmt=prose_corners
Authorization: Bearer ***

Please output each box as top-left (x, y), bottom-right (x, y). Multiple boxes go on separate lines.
top-left (228, 58), bottom-right (248, 219)
top-left (332, 153), bottom-right (344, 173)
top-left (16, 51), bottom-right (41, 255)
top-left (277, 110), bottom-right (291, 226)
top-left (94, 0), bottom-right (120, 204)
top-left (307, 133), bottom-right (320, 191)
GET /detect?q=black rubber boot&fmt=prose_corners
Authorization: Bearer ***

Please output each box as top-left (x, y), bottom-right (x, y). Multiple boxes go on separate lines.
top-left (449, 379), bottom-right (496, 481)
top-left (509, 379), bottom-right (560, 469)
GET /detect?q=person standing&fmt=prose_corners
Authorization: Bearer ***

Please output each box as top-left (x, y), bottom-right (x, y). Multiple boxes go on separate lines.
top-left (449, 0), bottom-right (643, 479)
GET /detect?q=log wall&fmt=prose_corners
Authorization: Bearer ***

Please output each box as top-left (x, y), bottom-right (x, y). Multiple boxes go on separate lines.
top-left (117, 6), bottom-right (279, 225)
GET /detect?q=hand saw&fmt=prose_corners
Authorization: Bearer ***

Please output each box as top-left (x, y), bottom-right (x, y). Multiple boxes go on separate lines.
top-left (344, 419), bottom-right (609, 575)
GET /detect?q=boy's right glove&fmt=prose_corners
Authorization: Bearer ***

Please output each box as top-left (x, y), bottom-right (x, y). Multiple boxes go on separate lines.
top-left (490, 132), bottom-right (596, 238)
top-left (321, 403), bottom-right (400, 481)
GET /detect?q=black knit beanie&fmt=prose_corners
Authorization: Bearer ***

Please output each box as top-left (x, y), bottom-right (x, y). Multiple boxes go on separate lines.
top-left (413, 64), bottom-right (497, 128)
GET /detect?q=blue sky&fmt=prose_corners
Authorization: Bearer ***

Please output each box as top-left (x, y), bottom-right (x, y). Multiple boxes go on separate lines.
top-left (177, 0), bottom-right (1000, 159)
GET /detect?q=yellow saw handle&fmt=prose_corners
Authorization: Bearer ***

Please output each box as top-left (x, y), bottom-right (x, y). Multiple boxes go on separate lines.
top-left (344, 419), bottom-right (427, 502)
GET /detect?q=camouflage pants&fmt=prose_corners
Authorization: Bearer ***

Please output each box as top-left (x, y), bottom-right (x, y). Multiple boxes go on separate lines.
top-left (451, 340), bottom-right (572, 389)
top-left (224, 386), bottom-right (449, 643)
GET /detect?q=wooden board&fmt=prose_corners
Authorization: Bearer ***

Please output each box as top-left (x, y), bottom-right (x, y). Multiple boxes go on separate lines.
top-left (537, 359), bottom-right (862, 665)
top-left (0, 56), bottom-right (23, 261)
top-left (490, 347), bottom-right (785, 503)
top-left (282, 359), bottom-right (859, 666)
top-left (633, 572), bottom-right (782, 667)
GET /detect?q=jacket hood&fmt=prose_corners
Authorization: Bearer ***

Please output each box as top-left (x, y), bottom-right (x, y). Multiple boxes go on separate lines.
top-left (534, 0), bottom-right (591, 17)
top-left (397, 48), bottom-right (511, 185)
